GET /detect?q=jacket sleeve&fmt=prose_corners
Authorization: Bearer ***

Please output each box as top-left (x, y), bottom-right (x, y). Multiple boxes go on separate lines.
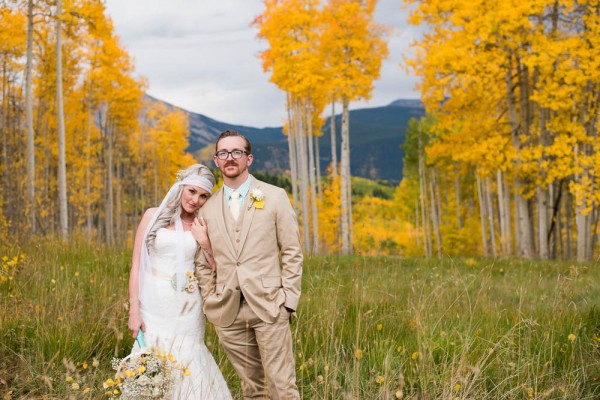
top-left (194, 244), bottom-right (216, 301)
top-left (275, 187), bottom-right (303, 311)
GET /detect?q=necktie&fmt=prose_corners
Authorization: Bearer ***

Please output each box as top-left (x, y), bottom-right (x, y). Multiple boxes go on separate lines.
top-left (230, 191), bottom-right (241, 220)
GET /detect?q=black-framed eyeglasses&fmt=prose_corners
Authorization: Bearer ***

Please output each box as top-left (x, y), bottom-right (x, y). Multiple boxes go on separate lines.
top-left (215, 149), bottom-right (248, 160)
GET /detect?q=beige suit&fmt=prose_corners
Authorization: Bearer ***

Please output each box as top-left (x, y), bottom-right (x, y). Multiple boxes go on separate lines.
top-left (196, 176), bottom-right (302, 399)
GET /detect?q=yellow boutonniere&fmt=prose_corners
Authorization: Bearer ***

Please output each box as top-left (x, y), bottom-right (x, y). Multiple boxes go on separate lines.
top-left (249, 188), bottom-right (265, 209)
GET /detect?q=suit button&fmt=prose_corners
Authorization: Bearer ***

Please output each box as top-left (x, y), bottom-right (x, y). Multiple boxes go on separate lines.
top-left (236, 239), bottom-right (240, 243)
top-left (237, 262), bottom-right (241, 266)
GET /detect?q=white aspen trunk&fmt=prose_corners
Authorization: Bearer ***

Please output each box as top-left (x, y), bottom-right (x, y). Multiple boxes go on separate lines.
top-left (25, 0), bottom-right (36, 233)
top-left (418, 122), bottom-right (431, 257)
top-left (503, 173), bottom-right (513, 255)
top-left (315, 135), bottom-right (322, 198)
top-left (105, 121), bottom-right (114, 245)
top-left (454, 167), bottom-right (462, 229)
top-left (536, 186), bottom-right (549, 259)
top-left (497, 170), bottom-right (508, 256)
top-left (556, 186), bottom-right (563, 259)
top-left (564, 187), bottom-right (572, 259)
top-left (590, 208), bottom-right (599, 261)
top-left (514, 184), bottom-right (534, 259)
top-left (575, 207), bottom-right (591, 263)
top-left (476, 174), bottom-right (489, 258)
top-left (414, 198), bottom-right (420, 247)
top-left (294, 99), bottom-right (310, 252)
top-left (484, 177), bottom-right (497, 258)
top-left (116, 163), bottom-right (122, 241)
top-left (286, 93), bottom-right (299, 214)
top-left (537, 103), bottom-right (550, 259)
top-left (86, 83), bottom-right (93, 239)
top-left (548, 182), bottom-right (557, 258)
top-left (330, 99), bottom-right (337, 178)
top-left (306, 100), bottom-right (319, 254)
top-left (574, 148), bottom-right (592, 262)
top-left (505, 62), bottom-right (534, 259)
top-left (429, 168), bottom-right (442, 257)
top-left (340, 96), bottom-right (351, 255)
top-left (55, 0), bottom-right (68, 239)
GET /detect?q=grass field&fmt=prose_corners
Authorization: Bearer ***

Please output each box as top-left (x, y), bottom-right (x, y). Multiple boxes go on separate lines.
top-left (1, 238), bottom-right (599, 399)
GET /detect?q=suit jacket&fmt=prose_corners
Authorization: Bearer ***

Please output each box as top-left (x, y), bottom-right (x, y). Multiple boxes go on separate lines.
top-left (195, 176), bottom-right (303, 327)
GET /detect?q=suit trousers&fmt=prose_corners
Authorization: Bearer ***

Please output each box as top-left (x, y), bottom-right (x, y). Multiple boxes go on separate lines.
top-left (215, 300), bottom-right (299, 400)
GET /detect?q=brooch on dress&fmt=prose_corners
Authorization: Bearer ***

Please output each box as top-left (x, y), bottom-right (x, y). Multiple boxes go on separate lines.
top-left (170, 271), bottom-right (198, 293)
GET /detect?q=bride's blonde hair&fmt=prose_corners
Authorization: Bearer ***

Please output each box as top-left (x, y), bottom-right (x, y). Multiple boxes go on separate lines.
top-left (145, 164), bottom-right (215, 250)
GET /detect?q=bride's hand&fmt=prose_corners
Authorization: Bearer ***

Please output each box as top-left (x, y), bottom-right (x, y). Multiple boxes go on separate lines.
top-left (128, 310), bottom-right (145, 338)
top-left (191, 217), bottom-right (210, 248)
top-left (194, 217), bottom-right (217, 271)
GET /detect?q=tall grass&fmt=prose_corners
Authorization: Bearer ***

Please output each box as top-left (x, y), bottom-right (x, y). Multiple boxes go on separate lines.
top-left (1, 240), bottom-right (599, 399)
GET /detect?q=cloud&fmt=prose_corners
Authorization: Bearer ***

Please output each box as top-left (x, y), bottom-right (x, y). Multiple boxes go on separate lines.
top-left (105, 0), bottom-right (421, 127)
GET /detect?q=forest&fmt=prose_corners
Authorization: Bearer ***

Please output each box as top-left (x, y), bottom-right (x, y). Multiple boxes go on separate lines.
top-left (0, 0), bottom-right (599, 262)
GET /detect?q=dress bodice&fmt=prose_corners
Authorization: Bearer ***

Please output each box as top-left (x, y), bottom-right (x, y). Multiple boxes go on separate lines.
top-left (149, 228), bottom-right (198, 275)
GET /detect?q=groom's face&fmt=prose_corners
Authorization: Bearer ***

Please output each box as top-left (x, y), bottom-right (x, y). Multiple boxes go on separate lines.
top-left (214, 136), bottom-right (253, 179)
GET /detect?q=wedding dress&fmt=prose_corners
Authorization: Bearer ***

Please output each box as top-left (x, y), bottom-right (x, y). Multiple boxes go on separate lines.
top-left (133, 228), bottom-right (232, 399)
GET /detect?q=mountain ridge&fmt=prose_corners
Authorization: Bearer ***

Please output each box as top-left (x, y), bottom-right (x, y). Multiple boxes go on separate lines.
top-left (146, 95), bottom-right (425, 183)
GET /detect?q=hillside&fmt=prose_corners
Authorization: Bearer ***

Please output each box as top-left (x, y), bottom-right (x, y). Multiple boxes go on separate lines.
top-left (148, 95), bottom-right (425, 183)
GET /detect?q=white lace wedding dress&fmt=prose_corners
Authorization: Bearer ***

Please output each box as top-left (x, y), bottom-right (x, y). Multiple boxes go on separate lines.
top-left (133, 228), bottom-right (232, 399)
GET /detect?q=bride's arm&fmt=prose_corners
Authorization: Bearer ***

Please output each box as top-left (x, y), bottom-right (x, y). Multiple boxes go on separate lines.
top-left (128, 208), bottom-right (155, 338)
top-left (191, 216), bottom-right (216, 271)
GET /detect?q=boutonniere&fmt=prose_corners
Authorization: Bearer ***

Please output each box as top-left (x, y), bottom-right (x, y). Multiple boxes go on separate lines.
top-left (249, 188), bottom-right (265, 210)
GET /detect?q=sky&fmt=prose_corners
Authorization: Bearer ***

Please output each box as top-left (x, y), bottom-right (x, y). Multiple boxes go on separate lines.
top-left (103, 0), bottom-right (421, 128)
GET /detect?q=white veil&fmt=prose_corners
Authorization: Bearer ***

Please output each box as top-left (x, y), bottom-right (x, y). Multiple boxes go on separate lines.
top-left (138, 175), bottom-right (214, 307)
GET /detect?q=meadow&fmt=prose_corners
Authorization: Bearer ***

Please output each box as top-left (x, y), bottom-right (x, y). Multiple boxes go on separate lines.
top-left (1, 238), bottom-right (599, 399)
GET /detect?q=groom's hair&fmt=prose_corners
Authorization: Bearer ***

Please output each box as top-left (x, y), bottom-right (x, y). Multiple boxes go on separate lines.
top-left (215, 130), bottom-right (252, 154)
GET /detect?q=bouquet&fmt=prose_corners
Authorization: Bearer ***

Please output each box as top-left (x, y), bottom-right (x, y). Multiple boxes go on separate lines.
top-left (103, 332), bottom-right (188, 399)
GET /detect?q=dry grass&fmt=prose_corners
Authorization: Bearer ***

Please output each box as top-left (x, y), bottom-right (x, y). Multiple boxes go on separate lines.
top-left (1, 240), bottom-right (599, 399)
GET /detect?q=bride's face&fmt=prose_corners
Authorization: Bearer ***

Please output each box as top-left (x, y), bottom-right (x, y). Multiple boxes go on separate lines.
top-left (181, 185), bottom-right (210, 215)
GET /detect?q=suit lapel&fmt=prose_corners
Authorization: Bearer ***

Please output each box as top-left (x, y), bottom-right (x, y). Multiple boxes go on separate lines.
top-left (237, 180), bottom-right (258, 254)
top-left (214, 188), bottom-right (237, 257)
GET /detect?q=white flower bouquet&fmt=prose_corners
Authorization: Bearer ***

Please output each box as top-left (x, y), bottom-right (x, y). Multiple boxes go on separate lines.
top-left (103, 347), bottom-right (188, 399)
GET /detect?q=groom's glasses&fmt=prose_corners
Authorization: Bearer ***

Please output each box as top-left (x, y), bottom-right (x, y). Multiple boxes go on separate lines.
top-left (215, 150), bottom-right (247, 160)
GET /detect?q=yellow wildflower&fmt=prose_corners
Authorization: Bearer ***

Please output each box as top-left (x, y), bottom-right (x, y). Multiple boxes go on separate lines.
top-left (568, 333), bottom-right (576, 342)
top-left (375, 376), bottom-right (385, 384)
top-left (377, 323), bottom-right (383, 331)
top-left (354, 348), bottom-right (363, 360)
top-left (411, 351), bottom-right (419, 360)
top-left (453, 383), bottom-right (460, 392)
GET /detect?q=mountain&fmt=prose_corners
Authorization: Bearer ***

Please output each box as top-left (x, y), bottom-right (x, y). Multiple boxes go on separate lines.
top-left (148, 95), bottom-right (425, 184)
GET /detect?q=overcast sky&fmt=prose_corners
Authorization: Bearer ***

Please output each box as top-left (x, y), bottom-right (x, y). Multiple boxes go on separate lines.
top-left (103, 0), bottom-right (421, 128)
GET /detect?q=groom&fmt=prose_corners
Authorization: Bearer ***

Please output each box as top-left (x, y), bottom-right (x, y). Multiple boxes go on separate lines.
top-left (194, 130), bottom-right (303, 399)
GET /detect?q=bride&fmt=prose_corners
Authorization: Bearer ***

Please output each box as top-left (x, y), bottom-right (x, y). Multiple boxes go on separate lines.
top-left (127, 164), bottom-right (231, 399)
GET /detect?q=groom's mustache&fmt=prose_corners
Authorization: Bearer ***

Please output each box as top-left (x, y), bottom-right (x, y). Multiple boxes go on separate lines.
top-left (224, 161), bottom-right (238, 167)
